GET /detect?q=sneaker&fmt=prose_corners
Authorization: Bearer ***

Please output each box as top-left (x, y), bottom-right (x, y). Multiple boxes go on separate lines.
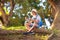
top-left (23, 32), bottom-right (35, 35)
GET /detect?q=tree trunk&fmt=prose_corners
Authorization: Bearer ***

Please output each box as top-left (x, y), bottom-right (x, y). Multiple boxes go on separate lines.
top-left (48, 0), bottom-right (60, 40)
top-left (0, 0), bottom-right (15, 26)
top-left (0, 1), bottom-right (8, 26)
top-left (48, 0), bottom-right (60, 30)
top-left (51, 7), bottom-right (56, 18)
top-left (51, 8), bottom-right (60, 30)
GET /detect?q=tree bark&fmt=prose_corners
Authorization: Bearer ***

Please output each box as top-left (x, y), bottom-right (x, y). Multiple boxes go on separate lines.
top-left (9, 0), bottom-right (15, 16)
top-left (48, 0), bottom-right (60, 30)
top-left (0, 0), bottom-right (15, 26)
top-left (0, 1), bottom-right (8, 26)
top-left (48, 0), bottom-right (60, 40)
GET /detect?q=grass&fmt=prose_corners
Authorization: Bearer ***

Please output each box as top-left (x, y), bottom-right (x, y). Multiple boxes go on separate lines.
top-left (0, 26), bottom-right (51, 40)
top-left (2, 26), bottom-right (26, 30)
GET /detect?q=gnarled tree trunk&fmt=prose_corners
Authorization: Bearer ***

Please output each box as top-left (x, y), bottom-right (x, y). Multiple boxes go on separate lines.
top-left (0, 0), bottom-right (15, 26)
top-left (48, 0), bottom-right (60, 40)
top-left (48, 0), bottom-right (60, 30)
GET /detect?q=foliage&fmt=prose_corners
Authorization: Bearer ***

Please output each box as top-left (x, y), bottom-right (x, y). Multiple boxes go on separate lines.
top-left (9, 15), bottom-right (25, 26)
top-left (0, 0), bottom-right (52, 26)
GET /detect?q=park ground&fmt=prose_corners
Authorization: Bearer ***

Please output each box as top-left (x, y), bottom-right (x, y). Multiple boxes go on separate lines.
top-left (0, 26), bottom-right (53, 40)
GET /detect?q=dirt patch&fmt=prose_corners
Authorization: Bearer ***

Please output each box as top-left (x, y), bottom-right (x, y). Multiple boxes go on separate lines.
top-left (0, 29), bottom-right (53, 40)
top-left (0, 33), bottom-right (49, 40)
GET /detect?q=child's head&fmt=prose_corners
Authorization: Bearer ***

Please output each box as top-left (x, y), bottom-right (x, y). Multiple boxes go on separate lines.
top-left (31, 9), bottom-right (37, 16)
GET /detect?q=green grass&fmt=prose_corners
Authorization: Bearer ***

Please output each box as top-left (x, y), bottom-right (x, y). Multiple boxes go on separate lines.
top-left (1, 26), bottom-right (51, 40)
top-left (2, 26), bottom-right (26, 30)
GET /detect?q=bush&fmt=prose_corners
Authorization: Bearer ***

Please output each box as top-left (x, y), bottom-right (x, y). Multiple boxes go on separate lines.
top-left (9, 16), bottom-right (25, 26)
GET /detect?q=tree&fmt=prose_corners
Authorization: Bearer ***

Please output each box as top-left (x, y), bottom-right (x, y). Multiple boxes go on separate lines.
top-left (0, 0), bottom-right (15, 26)
top-left (48, 0), bottom-right (60, 39)
top-left (0, 0), bottom-right (52, 26)
top-left (0, 0), bottom-right (42, 26)
top-left (48, 0), bottom-right (60, 30)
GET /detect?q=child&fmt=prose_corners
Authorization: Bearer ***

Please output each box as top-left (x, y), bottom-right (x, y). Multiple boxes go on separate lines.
top-left (24, 16), bottom-right (32, 26)
top-left (25, 16), bottom-right (30, 23)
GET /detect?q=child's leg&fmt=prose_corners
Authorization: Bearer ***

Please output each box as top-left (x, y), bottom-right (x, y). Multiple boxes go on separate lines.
top-left (25, 23), bottom-right (31, 31)
top-left (28, 23), bottom-right (38, 32)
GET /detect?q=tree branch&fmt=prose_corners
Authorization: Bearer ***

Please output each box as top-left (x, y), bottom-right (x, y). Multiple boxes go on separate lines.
top-left (0, 1), bottom-right (8, 26)
top-left (48, 0), bottom-right (57, 10)
top-left (9, 0), bottom-right (15, 16)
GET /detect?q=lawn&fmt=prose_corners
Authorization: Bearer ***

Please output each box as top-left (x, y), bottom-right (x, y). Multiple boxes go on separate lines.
top-left (2, 26), bottom-right (26, 30)
top-left (0, 26), bottom-right (52, 40)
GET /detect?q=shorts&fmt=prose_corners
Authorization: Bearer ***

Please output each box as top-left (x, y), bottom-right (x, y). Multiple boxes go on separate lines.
top-left (29, 23), bottom-right (33, 27)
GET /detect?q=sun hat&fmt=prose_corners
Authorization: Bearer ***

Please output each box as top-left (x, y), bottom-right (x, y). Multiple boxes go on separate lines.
top-left (31, 9), bottom-right (37, 13)
top-left (31, 9), bottom-right (37, 15)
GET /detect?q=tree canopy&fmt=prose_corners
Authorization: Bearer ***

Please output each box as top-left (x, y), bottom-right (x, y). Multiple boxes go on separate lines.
top-left (0, 0), bottom-right (52, 26)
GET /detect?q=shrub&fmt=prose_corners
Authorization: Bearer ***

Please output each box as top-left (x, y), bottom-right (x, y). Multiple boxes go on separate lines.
top-left (9, 16), bottom-right (25, 26)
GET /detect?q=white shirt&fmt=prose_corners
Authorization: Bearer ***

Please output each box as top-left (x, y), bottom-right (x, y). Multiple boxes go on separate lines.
top-left (32, 14), bottom-right (41, 22)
